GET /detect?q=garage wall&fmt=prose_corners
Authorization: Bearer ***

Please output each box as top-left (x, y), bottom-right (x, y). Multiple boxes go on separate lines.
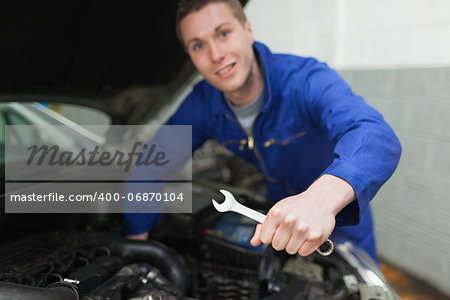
top-left (340, 67), bottom-right (450, 296)
top-left (245, 0), bottom-right (337, 64)
top-left (246, 0), bottom-right (450, 69)
top-left (334, 0), bottom-right (450, 69)
top-left (245, 0), bottom-right (450, 295)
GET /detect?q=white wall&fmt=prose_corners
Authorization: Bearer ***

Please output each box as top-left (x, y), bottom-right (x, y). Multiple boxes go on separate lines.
top-left (245, 0), bottom-right (450, 69)
top-left (335, 0), bottom-right (450, 69)
top-left (246, 0), bottom-right (337, 64)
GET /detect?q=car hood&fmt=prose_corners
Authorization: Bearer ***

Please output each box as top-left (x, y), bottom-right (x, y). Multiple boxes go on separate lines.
top-left (0, 0), bottom-right (246, 123)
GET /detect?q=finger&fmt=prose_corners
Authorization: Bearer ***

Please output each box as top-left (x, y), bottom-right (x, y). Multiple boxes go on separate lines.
top-left (250, 223), bottom-right (262, 247)
top-left (259, 207), bottom-right (281, 244)
top-left (272, 213), bottom-right (296, 251)
top-left (298, 232), bottom-right (323, 256)
top-left (285, 222), bottom-right (308, 254)
top-left (126, 232), bottom-right (149, 240)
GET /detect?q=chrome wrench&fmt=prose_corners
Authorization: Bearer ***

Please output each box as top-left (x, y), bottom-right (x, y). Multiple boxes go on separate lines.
top-left (212, 189), bottom-right (334, 256)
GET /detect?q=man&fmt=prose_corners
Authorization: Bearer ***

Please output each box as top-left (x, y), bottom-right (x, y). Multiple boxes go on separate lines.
top-left (126, 0), bottom-right (401, 263)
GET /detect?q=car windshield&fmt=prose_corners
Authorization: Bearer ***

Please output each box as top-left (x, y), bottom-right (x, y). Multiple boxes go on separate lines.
top-left (0, 102), bottom-right (104, 176)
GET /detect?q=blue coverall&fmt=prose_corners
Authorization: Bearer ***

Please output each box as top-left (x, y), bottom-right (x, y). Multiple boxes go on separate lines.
top-left (125, 42), bottom-right (402, 263)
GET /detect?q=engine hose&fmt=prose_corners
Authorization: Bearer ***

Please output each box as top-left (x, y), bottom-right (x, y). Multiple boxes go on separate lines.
top-left (0, 281), bottom-right (78, 300)
top-left (110, 239), bottom-right (187, 294)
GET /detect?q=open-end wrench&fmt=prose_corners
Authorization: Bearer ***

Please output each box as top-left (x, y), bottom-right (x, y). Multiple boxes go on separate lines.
top-left (212, 189), bottom-right (334, 256)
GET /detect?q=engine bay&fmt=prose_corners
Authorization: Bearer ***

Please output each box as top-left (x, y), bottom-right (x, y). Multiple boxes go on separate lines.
top-left (0, 183), bottom-right (397, 300)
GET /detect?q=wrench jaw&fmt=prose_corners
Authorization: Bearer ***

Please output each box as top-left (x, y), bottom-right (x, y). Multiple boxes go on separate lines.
top-left (218, 189), bottom-right (235, 200)
top-left (212, 199), bottom-right (230, 212)
top-left (211, 189), bottom-right (235, 212)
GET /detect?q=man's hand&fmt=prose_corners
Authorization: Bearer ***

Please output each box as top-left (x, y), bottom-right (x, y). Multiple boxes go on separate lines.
top-left (250, 174), bottom-right (356, 256)
top-left (126, 232), bottom-right (149, 241)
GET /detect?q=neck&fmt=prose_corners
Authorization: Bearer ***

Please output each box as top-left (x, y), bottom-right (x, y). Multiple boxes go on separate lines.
top-left (225, 57), bottom-right (263, 106)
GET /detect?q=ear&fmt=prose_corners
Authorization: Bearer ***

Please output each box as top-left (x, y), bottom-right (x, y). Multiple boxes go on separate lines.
top-left (245, 19), bottom-right (254, 43)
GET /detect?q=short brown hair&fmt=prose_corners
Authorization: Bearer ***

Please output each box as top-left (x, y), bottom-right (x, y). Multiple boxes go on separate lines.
top-left (175, 0), bottom-right (247, 45)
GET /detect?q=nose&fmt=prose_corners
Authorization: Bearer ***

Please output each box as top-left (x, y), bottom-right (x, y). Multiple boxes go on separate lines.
top-left (209, 41), bottom-right (225, 63)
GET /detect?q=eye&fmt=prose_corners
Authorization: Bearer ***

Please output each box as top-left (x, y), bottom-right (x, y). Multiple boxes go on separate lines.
top-left (192, 42), bottom-right (203, 51)
top-left (220, 31), bottom-right (228, 38)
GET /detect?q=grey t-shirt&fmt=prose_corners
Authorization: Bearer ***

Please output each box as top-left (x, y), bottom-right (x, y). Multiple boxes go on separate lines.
top-left (225, 90), bottom-right (263, 135)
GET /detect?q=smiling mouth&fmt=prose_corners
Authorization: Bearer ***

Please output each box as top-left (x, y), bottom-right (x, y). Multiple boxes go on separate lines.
top-left (216, 63), bottom-right (235, 75)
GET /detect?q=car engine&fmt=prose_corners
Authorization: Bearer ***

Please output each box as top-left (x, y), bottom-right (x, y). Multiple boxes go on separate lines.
top-left (0, 186), bottom-right (397, 300)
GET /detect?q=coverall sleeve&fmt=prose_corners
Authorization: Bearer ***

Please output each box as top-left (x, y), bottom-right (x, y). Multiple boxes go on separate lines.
top-left (125, 90), bottom-right (211, 235)
top-left (301, 62), bottom-right (401, 226)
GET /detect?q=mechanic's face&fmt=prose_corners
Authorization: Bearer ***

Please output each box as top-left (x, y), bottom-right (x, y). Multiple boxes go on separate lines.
top-left (180, 2), bottom-right (259, 99)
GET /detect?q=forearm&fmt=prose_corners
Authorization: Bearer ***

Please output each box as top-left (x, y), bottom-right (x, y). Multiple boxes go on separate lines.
top-left (305, 174), bottom-right (356, 218)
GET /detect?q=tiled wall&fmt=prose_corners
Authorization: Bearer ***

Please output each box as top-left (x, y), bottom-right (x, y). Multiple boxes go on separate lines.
top-left (340, 67), bottom-right (450, 295)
